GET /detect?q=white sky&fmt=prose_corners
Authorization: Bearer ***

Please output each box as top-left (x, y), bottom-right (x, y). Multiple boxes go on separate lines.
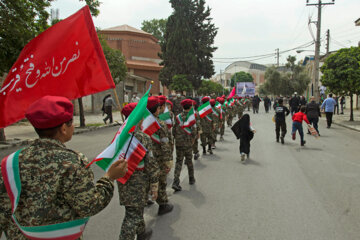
top-left (50, 0), bottom-right (360, 76)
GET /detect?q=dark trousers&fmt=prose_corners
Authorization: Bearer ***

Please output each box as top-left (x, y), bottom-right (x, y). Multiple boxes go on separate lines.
top-left (325, 112), bottom-right (333, 127)
top-left (275, 120), bottom-right (287, 140)
top-left (334, 105), bottom-right (339, 115)
top-left (290, 106), bottom-right (299, 116)
top-left (253, 105), bottom-right (259, 114)
top-left (308, 117), bottom-right (319, 134)
top-left (340, 104), bottom-right (344, 114)
top-left (103, 106), bottom-right (113, 123)
top-left (292, 121), bottom-right (304, 144)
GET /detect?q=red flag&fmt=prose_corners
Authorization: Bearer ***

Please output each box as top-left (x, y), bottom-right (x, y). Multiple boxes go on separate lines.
top-left (228, 87), bottom-right (236, 99)
top-left (0, 6), bottom-right (114, 128)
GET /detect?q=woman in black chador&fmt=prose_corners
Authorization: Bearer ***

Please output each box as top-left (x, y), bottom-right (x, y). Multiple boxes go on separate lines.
top-left (237, 114), bottom-right (255, 163)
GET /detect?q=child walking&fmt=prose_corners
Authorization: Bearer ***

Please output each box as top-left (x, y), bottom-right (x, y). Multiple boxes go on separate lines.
top-left (238, 114), bottom-right (255, 163)
top-left (291, 106), bottom-right (310, 146)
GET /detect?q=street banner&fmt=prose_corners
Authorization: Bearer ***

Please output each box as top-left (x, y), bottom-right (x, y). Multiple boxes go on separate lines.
top-left (236, 82), bottom-right (255, 97)
top-left (198, 101), bottom-right (212, 118)
top-left (89, 86), bottom-right (151, 184)
top-left (0, 6), bottom-right (114, 128)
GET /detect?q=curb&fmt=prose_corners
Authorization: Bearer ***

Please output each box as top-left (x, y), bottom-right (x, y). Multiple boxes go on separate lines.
top-left (332, 121), bottom-right (360, 133)
top-left (0, 123), bottom-right (121, 151)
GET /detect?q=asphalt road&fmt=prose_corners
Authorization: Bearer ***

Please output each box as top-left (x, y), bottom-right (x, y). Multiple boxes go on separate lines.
top-left (1, 106), bottom-right (360, 240)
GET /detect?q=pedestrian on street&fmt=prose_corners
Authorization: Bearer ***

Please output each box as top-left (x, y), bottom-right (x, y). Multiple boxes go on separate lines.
top-left (0, 96), bottom-right (127, 239)
top-left (289, 93), bottom-right (300, 116)
top-left (264, 96), bottom-right (271, 113)
top-left (274, 98), bottom-right (290, 144)
top-left (291, 106), bottom-right (310, 146)
top-left (236, 114), bottom-right (255, 163)
top-left (102, 94), bottom-right (117, 124)
top-left (123, 92), bottom-right (129, 107)
top-left (306, 96), bottom-right (321, 136)
top-left (172, 99), bottom-right (197, 192)
top-left (131, 92), bottom-right (140, 103)
top-left (118, 103), bottom-right (159, 240)
top-left (321, 94), bottom-right (337, 128)
top-left (340, 96), bottom-right (345, 114)
top-left (252, 95), bottom-right (261, 114)
top-left (200, 97), bottom-right (215, 155)
top-left (333, 95), bottom-right (339, 115)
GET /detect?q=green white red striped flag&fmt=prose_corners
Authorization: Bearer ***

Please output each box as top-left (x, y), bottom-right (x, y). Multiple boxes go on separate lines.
top-left (183, 107), bottom-right (196, 128)
top-left (212, 108), bottom-right (219, 117)
top-left (176, 114), bottom-right (192, 135)
top-left (159, 106), bottom-right (172, 128)
top-left (141, 109), bottom-right (161, 136)
top-left (215, 102), bottom-right (221, 110)
top-left (198, 101), bottom-right (212, 118)
top-left (89, 86), bottom-right (151, 184)
top-left (1, 150), bottom-right (89, 239)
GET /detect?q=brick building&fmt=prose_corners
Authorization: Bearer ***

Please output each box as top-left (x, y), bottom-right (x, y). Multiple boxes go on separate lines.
top-left (99, 25), bottom-right (167, 97)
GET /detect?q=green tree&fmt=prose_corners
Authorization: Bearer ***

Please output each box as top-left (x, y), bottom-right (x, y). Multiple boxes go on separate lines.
top-left (230, 71), bottom-right (254, 87)
top-left (98, 34), bottom-right (127, 84)
top-left (141, 19), bottom-right (167, 44)
top-left (159, 0), bottom-right (217, 90)
top-left (197, 80), bottom-right (224, 96)
top-left (170, 74), bottom-right (193, 94)
top-left (321, 47), bottom-right (360, 121)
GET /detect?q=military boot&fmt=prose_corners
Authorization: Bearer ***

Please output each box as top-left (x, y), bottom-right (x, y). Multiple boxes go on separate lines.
top-left (158, 203), bottom-right (174, 216)
top-left (207, 144), bottom-right (213, 154)
top-left (189, 176), bottom-right (196, 185)
top-left (172, 178), bottom-right (182, 192)
top-left (194, 152), bottom-right (200, 160)
top-left (137, 228), bottom-right (152, 240)
top-left (202, 146), bottom-right (206, 155)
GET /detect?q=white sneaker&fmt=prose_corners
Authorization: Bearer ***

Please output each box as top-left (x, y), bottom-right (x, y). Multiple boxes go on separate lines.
top-left (241, 153), bottom-right (246, 163)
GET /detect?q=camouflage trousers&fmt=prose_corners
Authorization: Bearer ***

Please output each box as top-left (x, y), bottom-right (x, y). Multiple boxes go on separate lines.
top-left (173, 146), bottom-right (194, 186)
top-left (119, 206), bottom-right (145, 240)
top-left (227, 114), bottom-right (234, 126)
top-left (220, 120), bottom-right (225, 136)
top-left (212, 122), bottom-right (219, 141)
top-left (200, 131), bottom-right (213, 147)
top-left (156, 170), bottom-right (168, 205)
top-left (192, 137), bottom-right (199, 154)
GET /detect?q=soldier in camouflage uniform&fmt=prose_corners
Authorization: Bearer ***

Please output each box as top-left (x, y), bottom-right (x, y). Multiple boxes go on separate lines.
top-left (210, 99), bottom-right (220, 149)
top-left (217, 97), bottom-right (226, 141)
top-left (200, 97), bottom-right (215, 155)
top-left (226, 97), bottom-right (234, 127)
top-left (192, 101), bottom-right (202, 160)
top-left (172, 99), bottom-right (197, 192)
top-left (235, 97), bottom-right (245, 119)
top-left (149, 96), bottom-right (174, 216)
top-left (118, 103), bottom-right (159, 240)
top-left (0, 96), bottom-right (127, 239)
top-left (171, 93), bottom-right (185, 116)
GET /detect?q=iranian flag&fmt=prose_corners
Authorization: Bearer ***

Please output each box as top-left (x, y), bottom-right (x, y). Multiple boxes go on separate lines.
top-left (198, 101), bottom-right (212, 118)
top-left (215, 101), bottom-right (221, 110)
top-left (176, 114), bottom-right (192, 135)
top-left (183, 107), bottom-right (196, 128)
top-left (88, 87), bottom-right (151, 184)
top-left (159, 106), bottom-right (172, 129)
top-left (141, 109), bottom-right (160, 136)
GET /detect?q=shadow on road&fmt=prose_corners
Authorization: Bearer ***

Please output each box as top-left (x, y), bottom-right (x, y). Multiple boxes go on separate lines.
top-left (150, 203), bottom-right (181, 240)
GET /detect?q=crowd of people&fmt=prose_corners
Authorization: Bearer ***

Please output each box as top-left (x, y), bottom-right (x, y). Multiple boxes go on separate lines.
top-left (0, 91), bottom-right (342, 240)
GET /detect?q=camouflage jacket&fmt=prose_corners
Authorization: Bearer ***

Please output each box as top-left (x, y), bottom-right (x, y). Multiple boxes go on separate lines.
top-left (117, 130), bottom-right (159, 207)
top-left (212, 107), bottom-right (220, 125)
top-left (173, 111), bottom-right (197, 147)
top-left (152, 117), bottom-right (172, 169)
top-left (200, 113), bottom-right (214, 134)
top-left (172, 96), bottom-right (185, 116)
top-left (0, 138), bottom-right (114, 239)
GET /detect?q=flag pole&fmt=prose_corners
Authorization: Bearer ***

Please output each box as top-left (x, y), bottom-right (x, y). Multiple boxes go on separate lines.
top-left (113, 89), bottom-right (125, 122)
top-left (124, 126), bottom-right (136, 160)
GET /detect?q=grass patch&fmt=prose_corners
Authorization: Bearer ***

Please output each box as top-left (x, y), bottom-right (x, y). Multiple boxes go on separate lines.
top-left (86, 123), bottom-right (103, 127)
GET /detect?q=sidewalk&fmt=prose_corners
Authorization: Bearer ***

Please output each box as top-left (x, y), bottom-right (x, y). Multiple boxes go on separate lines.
top-left (0, 111), bottom-right (124, 150)
top-left (325, 108), bottom-right (360, 132)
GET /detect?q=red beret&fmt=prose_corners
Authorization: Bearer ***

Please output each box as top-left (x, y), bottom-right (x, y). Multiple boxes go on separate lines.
top-left (210, 99), bottom-right (215, 106)
top-left (202, 96), bottom-right (210, 103)
top-left (221, 95), bottom-right (226, 98)
top-left (218, 98), bottom-right (225, 104)
top-left (166, 100), bottom-right (173, 109)
top-left (121, 102), bottom-right (137, 117)
top-left (158, 95), bottom-right (166, 105)
top-left (181, 99), bottom-right (193, 107)
top-left (147, 96), bottom-right (159, 109)
top-left (192, 100), bottom-right (197, 106)
top-left (216, 97), bottom-right (221, 102)
top-left (25, 96), bottom-right (73, 129)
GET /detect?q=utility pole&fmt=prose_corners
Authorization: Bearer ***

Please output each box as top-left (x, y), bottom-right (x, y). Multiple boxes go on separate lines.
top-left (275, 48), bottom-right (279, 67)
top-left (306, 0), bottom-right (334, 101)
top-left (326, 29), bottom-right (330, 54)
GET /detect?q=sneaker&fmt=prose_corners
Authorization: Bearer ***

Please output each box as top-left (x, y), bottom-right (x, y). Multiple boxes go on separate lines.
top-left (240, 153), bottom-right (246, 163)
top-left (292, 132), bottom-right (296, 140)
top-left (158, 204), bottom-right (174, 216)
top-left (211, 144), bottom-right (216, 149)
top-left (301, 141), bottom-right (306, 146)
top-left (280, 137), bottom-right (284, 144)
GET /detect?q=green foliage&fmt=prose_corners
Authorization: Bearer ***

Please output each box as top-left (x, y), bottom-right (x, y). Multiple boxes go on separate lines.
top-left (230, 71), bottom-right (253, 87)
top-left (159, 0), bottom-right (217, 89)
top-left (98, 34), bottom-right (127, 84)
top-left (197, 80), bottom-right (224, 96)
top-left (141, 19), bottom-right (167, 44)
top-left (263, 56), bottom-right (310, 96)
top-left (0, 0), bottom-right (101, 75)
top-left (321, 47), bottom-right (360, 121)
top-left (170, 74), bottom-right (193, 93)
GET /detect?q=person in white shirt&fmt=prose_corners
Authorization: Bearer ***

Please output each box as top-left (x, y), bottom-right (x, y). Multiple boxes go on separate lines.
top-left (131, 93), bottom-right (140, 103)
